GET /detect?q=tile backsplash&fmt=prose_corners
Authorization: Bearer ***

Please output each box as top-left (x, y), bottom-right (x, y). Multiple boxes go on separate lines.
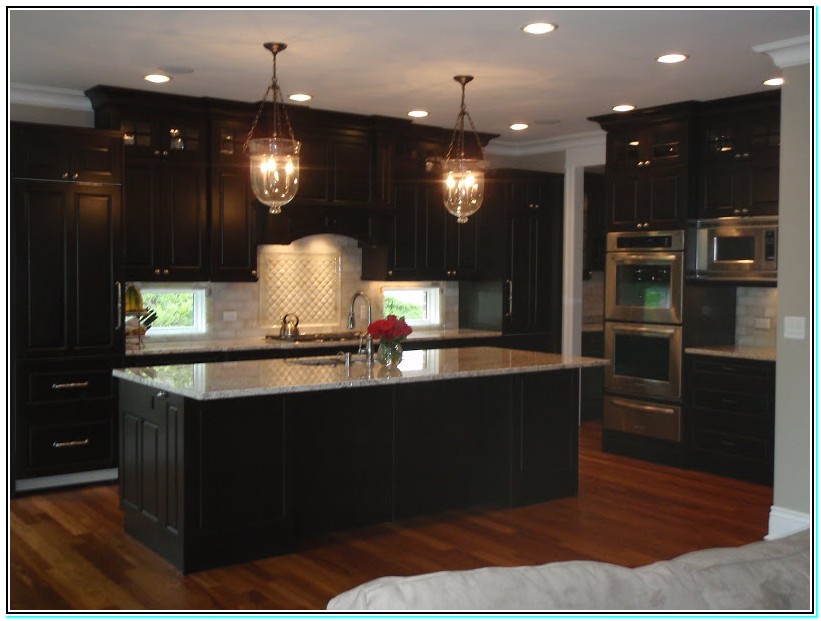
top-left (145, 234), bottom-right (460, 342)
top-left (735, 286), bottom-right (778, 347)
top-left (582, 271), bottom-right (605, 325)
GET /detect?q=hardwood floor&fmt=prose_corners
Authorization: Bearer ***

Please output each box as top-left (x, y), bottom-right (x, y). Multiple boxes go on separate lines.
top-left (8, 421), bottom-right (773, 611)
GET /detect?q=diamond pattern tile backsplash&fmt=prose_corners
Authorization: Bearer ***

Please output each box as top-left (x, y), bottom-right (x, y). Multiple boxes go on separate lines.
top-left (188, 234), bottom-right (460, 341)
top-left (259, 250), bottom-right (341, 329)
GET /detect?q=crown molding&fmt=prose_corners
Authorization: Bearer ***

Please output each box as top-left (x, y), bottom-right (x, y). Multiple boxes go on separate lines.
top-left (10, 82), bottom-right (92, 111)
top-left (486, 130), bottom-right (606, 157)
top-left (753, 35), bottom-right (812, 68)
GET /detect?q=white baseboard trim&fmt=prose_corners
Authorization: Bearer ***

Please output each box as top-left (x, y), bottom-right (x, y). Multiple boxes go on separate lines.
top-left (15, 468), bottom-right (118, 493)
top-left (766, 505), bottom-right (812, 539)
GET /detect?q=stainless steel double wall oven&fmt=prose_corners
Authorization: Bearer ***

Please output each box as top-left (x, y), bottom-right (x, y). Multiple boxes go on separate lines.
top-left (603, 230), bottom-right (685, 443)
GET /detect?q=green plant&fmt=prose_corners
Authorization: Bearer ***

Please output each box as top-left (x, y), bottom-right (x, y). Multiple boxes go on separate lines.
top-left (383, 297), bottom-right (424, 319)
top-left (142, 292), bottom-right (194, 327)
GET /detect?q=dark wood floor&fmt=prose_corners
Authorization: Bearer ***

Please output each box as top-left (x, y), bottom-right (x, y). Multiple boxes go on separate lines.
top-left (9, 421), bottom-right (773, 611)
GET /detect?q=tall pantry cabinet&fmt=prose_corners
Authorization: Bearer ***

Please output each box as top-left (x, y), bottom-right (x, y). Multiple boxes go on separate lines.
top-left (10, 122), bottom-right (124, 493)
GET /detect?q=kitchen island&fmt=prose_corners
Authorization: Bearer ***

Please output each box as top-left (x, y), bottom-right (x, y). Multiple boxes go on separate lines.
top-left (114, 347), bottom-right (607, 573)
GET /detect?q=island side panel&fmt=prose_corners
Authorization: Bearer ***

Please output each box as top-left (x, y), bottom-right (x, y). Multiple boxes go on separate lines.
top-left (119, 380), bottom-right (186, 569)
top-left (511, 369), bottom-right (580, 506)
top-left (288, 386), bottom-right (394, 537)
top-left (393, 376), bottom-right (511, 519)
top-left (183, 394), bottom-right (294, 573)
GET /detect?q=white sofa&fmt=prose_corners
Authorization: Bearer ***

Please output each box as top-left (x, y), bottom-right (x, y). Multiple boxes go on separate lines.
top-left (327, 529), bottom-right (811, 611)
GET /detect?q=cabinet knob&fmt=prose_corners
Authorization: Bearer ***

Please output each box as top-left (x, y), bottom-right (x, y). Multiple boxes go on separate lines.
top-left (733, 208), bottom-right (741, 215)
top-left (734, 153), bottom-right (742, 160)
top-left (153, 268), bottom-right (161, 275)
top-left (742, 152), bottom-right (750, 159)
top-left (636, 223), bottom-right (643, 229)
top-left (251, 269), bottom-right (257, 277)
top-left (154, 150), bottom-right (160, 157)
top-left (162, 268), bottom-right (170, 276)
top-left (162, 150), bottom-right (169, 157)
top-left (72, 172), bottom-right (79, 180)
top-left (61, 172), bottom-right (69, 179)
top-left (156, 391), bottom-right (167, 399)
top-left (387, 270), bottom-right (393, 276)
top-left (741, 208), bottom-right (749, 215)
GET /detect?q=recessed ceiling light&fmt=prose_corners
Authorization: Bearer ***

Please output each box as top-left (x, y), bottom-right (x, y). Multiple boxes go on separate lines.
top-left (289, 93), bottom-right (312, 102)
top-left (612, 104), bottom-right (635, 113)
top-left (522, 22), bottom-right (557, 35)
top-left (657, 53), bottom-right (689, 64)
top-left (510, 123), bottom-right (529, 131)
top-left (763, 77), bottom-right (784, 87)
top-left (144, 74), bottom-right (171, 84)
top-left (407, 110), bottom-right (429, 118)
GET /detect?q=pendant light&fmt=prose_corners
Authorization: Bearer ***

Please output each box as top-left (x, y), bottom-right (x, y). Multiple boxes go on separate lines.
top-left (442, 75), bottom-right (488, 224)
top-left (245, 42), bottom-right (300, 214)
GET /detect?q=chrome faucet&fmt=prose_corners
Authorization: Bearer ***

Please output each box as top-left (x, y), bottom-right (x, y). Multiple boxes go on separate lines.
top-left (347, 291), bottom-right (372, 330)
top-left (348, 291), bottom-right (374, 366)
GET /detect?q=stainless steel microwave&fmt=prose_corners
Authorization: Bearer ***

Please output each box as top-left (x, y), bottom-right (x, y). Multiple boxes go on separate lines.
top-left (686, 216), bottom-right (778, 283)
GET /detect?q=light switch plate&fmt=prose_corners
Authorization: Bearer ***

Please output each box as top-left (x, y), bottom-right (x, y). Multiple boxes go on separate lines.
top-left (784, 316), bottom-right (806, 340)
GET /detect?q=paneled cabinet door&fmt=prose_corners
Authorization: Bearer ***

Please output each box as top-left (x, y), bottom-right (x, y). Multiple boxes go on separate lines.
top-left (698, 99), bottom-right (780, 218)
top-left (11, 122), bottom-right (122, 185)
top-left (210, 115), bottom-right (259, 281)
top-left (122, 155), bottom-right (208, 281)
top-left (12, 180), bottom-right (123, 358)
top-left (605, 165), bottom-right (688, 231)
top-left (503, 199), bottom-right (563, 341)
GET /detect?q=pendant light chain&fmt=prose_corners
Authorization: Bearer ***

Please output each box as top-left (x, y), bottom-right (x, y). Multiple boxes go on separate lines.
top-left (244, 45), bottom-right (297, 152)
top-left (445, 77), bottom-right (486, 163)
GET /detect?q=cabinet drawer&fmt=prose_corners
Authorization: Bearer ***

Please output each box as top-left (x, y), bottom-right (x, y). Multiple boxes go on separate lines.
top-left (691, 386), bottom-right (772, 417)
top-left (690, 356), bottom-right (774, 385)
top-left (27, 367), bottom-right (113, 403)
top-left (27, 419), bottom-right (114, 470)
top-left (692, 428), bottom-right (769, 461)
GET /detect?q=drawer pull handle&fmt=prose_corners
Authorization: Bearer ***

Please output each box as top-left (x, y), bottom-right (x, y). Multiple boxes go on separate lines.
top-left (52, 438), bottom-right (90, 449)
top-left (51, 381), bottom-right (90, 390)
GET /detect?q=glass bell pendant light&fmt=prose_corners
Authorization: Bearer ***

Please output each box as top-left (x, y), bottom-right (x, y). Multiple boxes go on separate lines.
top-left (442, 75), bottom-right (488, 224)
top-left (245, 42), bottom-right (300, 214)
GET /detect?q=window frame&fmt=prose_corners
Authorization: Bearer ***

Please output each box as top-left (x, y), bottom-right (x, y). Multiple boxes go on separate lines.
top-left (140, 286), bottom-right (208, 337)
top-left (380, 285), bottom-right (443, 328)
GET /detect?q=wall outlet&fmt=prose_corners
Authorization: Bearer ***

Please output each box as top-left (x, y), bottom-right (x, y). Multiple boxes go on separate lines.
top-left (784, 316), bottom-right (806, 340)
top-left (223, 310), bottom-right (238, 322)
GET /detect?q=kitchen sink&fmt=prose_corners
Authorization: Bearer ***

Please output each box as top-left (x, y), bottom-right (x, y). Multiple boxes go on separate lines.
top-left (266, 331), bottom-right (362, 344)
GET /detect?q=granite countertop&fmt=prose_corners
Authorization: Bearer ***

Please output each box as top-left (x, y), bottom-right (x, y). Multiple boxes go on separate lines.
top-left (684, 344), bottom-right (776, 362)
top-left (114, 346), bottom-right (609, 401)
top-left (126, 328), bottom-right (502, 357)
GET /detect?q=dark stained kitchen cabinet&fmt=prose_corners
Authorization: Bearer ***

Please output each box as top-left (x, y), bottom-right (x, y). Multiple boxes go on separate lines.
top-left (590, 103), bottom-right (695, 231)
top-left (361, 179), bottom-right (487, 281)
top-left (10, 122), bottom-right (123, 492)
top-left (496, 170), bottom-right (564, 350)
top-left (511, 370), bottom-right (579, 505)
top-left (686, 354), bottom-right (775, 485)
top-left (697, 91), bottom-right (781, 218)
top-left (208, 107), bottom-right (260, 281)
top-left (86, 86), bottom-right (209, 281)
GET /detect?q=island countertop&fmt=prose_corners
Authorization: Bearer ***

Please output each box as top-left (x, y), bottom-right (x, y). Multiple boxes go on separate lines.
top-left (113, 346), bottom-right (608, 401)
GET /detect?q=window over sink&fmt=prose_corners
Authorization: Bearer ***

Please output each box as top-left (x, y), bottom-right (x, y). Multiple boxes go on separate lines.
top-left (381, 285), bottom-right (442, 328)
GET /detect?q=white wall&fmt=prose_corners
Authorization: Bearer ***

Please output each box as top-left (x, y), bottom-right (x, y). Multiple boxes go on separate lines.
top-left (769, 60), bottom-right (813, 538)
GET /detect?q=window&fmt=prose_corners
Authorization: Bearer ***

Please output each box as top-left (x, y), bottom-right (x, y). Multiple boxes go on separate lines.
top-left (381, 286), bottom-right (441, 328)
top-left (141, 288), bottom-right (207, 336)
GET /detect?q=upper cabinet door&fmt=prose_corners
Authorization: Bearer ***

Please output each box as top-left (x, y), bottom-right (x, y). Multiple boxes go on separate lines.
top-left (12, 123), bottom-right (122, 185)
top-left (12, 180), bottom-right (123, 358)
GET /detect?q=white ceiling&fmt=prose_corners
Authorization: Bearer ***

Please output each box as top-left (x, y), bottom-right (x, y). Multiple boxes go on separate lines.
top-left (7, 7), bottom-right (812, 149)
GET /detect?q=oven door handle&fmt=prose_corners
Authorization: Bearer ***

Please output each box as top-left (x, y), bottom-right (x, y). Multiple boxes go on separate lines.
top-left (608, 323), bottom-right (677, 338)
top-left (609, 397), bottom-right (676, 416)
top-left (609, 252), bottom-right (681, 265)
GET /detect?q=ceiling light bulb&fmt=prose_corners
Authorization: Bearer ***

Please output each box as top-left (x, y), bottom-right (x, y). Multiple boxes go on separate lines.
top-left (144, 74), bottom-right (171, 84)
top-left (763, 77), bottom-right (784, 87)
top-left (522, 22), bottom-right (557, 35)
top-left (408, 110), bottom-right (429, 118)
top-left (289, 93), bottom-right (312, 102)
top-left (510, 123), bottom-right (529, 131)
top-left (657, 53), bottom-right (688, 64)
top-left (612, 104), bottom-right (635, 113)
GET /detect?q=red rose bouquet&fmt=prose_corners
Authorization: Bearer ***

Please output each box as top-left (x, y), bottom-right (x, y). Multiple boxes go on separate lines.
top-left (367, 314), bottom-right (413, 346)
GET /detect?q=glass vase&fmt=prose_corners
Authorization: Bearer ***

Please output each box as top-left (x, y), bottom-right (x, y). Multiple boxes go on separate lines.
top-left (377, 341), bottom-right (403, 368)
